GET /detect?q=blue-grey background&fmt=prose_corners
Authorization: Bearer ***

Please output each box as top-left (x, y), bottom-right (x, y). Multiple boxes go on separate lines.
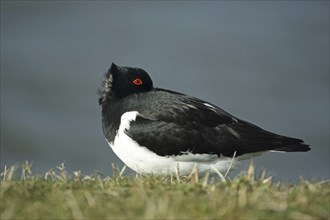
top-left (1, 1), bottom-right (329, 182)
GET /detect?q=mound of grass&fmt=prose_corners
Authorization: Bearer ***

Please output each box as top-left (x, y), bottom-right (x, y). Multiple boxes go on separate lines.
top-left (1, 162), bottom-right (329, 219)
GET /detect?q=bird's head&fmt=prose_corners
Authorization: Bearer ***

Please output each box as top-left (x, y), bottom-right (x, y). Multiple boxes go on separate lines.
top-left (98, 63), bottom-right (154, 105)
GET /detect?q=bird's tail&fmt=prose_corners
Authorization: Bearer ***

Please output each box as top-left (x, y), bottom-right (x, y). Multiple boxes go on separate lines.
top-left (273, 136), bottom-right (310, 152)
top-left (225, 120), bottom-right (311, 156)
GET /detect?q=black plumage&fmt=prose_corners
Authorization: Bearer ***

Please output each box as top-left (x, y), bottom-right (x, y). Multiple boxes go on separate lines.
top-left (99, 63), bottom-right (310, 160)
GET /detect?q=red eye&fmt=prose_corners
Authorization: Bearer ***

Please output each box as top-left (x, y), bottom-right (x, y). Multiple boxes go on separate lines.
top-left (133, 78), bottom-right (143, 85)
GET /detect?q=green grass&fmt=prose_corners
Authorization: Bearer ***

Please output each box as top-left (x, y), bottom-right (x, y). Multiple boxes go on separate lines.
top-left (1, 162), bottom-right (329, 219)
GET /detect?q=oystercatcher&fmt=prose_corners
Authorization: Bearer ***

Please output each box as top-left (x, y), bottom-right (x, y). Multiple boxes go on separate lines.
top-left (99, 63), bottom-right (310, 175)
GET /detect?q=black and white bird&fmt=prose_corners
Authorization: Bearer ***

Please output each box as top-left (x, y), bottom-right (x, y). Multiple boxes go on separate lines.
top-left (99, 63), bottom-right (310, 175)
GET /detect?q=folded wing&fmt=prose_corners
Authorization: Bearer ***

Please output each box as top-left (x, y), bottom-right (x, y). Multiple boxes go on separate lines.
top-left (125, 89), bottom-right (310, 157)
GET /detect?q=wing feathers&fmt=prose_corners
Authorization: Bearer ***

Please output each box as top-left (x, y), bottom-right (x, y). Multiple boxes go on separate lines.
top-left (122, 90), bottom-right (310, 157)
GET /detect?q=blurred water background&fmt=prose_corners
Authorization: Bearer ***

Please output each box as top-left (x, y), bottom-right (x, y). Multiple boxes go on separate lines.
top-left (1, 1), bottom-right (329, 182)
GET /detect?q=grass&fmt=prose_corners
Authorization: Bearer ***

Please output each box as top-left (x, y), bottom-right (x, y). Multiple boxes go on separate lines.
top-left (0, 162), bottom-right (329, 219)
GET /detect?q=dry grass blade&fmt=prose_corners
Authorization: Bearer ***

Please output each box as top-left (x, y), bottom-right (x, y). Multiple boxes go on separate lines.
top-left (21, 161), bottom-right (33, 180)
top-left (224, 151), bottom-right (236, 178)
top-left (247, 161), bottom-right (255, 182)
top-left (175, 163), bottom-right (181, 183)
top-left (202, 171), bottom-right (210, 188)
top-left (119, 165), bottom-right (127, 177)
top-left (210, 165), bottom-right (226, 182)
top-left (1, 165), bottom-right (16, 181)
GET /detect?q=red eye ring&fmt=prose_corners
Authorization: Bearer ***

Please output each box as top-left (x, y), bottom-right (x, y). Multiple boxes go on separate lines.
top-left (133, 78), bottom-right (143, 85)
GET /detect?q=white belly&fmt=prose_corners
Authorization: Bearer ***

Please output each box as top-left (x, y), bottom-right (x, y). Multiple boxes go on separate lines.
top-left (107, 111), bottom-right (236, 175)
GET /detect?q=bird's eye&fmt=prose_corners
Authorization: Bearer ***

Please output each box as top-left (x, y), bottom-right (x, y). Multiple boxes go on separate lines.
top-left (133, 78), bottom-right (143, 86)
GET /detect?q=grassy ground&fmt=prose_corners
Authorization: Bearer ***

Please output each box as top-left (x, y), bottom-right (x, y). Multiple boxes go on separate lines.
top-left (1, 162), bottom-right (329, 219)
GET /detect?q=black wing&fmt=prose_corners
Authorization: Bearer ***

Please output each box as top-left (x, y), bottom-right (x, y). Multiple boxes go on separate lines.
top-left (125, 89), bottom-right (310, 157)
